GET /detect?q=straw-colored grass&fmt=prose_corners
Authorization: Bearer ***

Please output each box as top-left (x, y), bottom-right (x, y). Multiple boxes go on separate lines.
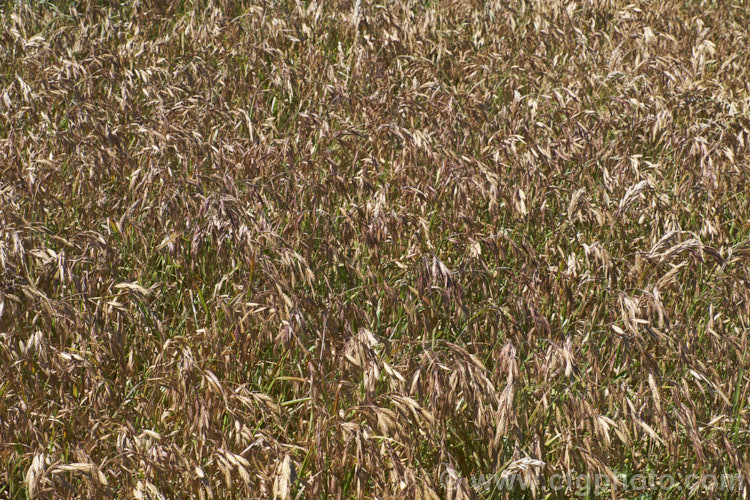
top-left (1, 0), bottom-right (750, 498)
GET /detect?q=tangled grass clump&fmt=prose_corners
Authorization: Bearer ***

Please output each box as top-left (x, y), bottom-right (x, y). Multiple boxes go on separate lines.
top-left (1, 0), bottom-right (750, 498)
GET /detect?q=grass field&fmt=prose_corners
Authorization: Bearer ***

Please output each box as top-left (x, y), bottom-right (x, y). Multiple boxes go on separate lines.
top-left (2, 0), bottom-right (750, 498)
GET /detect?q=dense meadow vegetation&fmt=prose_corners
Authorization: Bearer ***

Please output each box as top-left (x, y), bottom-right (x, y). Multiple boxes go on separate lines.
top-left (1, 0), bottom-right (750, 497)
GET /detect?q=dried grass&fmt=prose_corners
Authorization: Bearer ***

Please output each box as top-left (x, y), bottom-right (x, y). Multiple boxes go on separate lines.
top-left (1, 0), bottom-right (750, 498)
